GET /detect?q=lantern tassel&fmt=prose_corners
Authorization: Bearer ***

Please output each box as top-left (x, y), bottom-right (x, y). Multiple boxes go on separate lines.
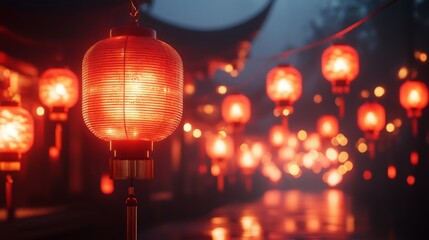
top-left (6, 174), bottom-right (15, 221)
top-left (282, 116), bottom-right (289, 133)
top-left (411, 118), bottom-right (418, 137)
top-left (217, 174), bottom-right (224, 193)
top-left (338, 96), bottom-right (345, 118)
top-left (368, 140), bottom-right (375, 160)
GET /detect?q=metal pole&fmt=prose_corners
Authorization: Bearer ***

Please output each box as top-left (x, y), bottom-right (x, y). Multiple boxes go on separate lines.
top-left (126, 181), bottom-right (137, 240)
top-left (6, 174), bottom-right (15, 221)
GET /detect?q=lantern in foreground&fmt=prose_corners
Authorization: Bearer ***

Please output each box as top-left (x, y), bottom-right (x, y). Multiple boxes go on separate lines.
top-left (399, 80), bottom-right (428, 136)
top-left (39, 67), bottom-right (79, 121)
top-left (205, 133), bottom-right (234, 192)
top-left (357, 102), bottom-right (385, 159)
top-left (82, 21), bottom-right (183, 239)
top-left (266, 65), bottom-right (302, 122)
top-left (317, 115), bottom-right (339, 139)
top-left (221, 93), bottom-right (251, 129)
top-left (321, 44), bottom-right (359, 117)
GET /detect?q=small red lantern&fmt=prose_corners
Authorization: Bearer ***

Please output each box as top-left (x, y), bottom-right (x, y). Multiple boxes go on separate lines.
top-left (221, 93), bottom-right (251, 129)
top-left (39, 67), bottom-right (79, 121)
top-left (266, 65), bottom-right (302, 118)
top-left (269, 125), bottom-right (287, 147)
top-left (399, 80), bottom-right (428, 136)
top-left (0, 104), bottom-right (34, 171)
top-left (357, 102), bottom-right (385, 159)
top-left (238, 149), bottom-right (260, 192)
top-left (205, 133), bottom-right (234, 192)
top-left (317, 115), bottom-right (339, 139)
top-left (321, 44), bottom-right (359, 117)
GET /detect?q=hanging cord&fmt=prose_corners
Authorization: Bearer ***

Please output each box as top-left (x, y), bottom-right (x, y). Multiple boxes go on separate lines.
top-left (129, 0), bottom-right (140, 25)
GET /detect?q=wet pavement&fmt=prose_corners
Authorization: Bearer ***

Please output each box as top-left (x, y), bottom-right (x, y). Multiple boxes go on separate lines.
top-left (140, 189), bottom-right (373, 239)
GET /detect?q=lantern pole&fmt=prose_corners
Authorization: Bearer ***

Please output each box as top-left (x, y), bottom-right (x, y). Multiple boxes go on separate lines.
top-left (126, 179), bottom-right (137, 240)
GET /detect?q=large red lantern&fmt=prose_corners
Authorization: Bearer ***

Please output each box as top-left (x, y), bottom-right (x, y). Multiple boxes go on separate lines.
top-left (221, 93), bottom-right (251, 129)
top-left (205, 133), bottom-right (234, 192)
top-left (39, 67), bottom-right (79, 121)
top-left (399, 80), bottom-right (428, 136)
top-left (321, 44), bottom-right (359, 117)
top-left (317, 115), bottom-right (339, 139)
top-left (0, 104), bottom-right (34, 171)
top-left (266, 65), bottom-right (302, 118)
top-left (357, 102), bottom-right (385, 159)
top-left (82, 24), bottom-right (183, 240)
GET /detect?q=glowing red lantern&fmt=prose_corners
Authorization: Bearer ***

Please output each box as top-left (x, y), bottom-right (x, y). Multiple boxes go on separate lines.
top-left (221, 93), bottom-right (251, 128)
top-left (0, 104), bottom-right (34, 171)
top-left (238, 149), bottom-right (260, 192)
top-left (399, 80), bottom-right (428, 136)
top-left (39, 67), bottom-right (79, 121)
top-left (321, 44), bottom-right (359, 117)
top-left (317, 115), bottom-right (339, 139)
top-left (205, 133), bottom-right (234, 192)
top-left (357, 102), bottom-right (385, 159)
top-left (266, 65), bottom-right (302, 117)
top-left (82, 26), bottom-right (183, 182)
top-left (269, 125), bottom-right (287, 147)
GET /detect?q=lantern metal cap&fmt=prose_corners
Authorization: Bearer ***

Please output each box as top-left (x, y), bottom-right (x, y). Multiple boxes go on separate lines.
top-left (110, 26), bottom-right (156, 38)
top-left (110, 158), bottom-right (154, 180)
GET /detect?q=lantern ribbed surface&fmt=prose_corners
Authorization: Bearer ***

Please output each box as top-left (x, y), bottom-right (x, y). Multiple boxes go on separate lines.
top-left (221, 93), bottom-right (251, 125)
top-left (82, 31), bottom-right (183, 142)
top-left (39, 68), bottom-right (79, 109)
top-left (399, 80), bottom-right (428, 118)
top-left (0, 106), bottom-right (34, 153)
top-left (321, 44), bottom-right (359, 84)
top-left (266, 65), bottom-right (302, 104)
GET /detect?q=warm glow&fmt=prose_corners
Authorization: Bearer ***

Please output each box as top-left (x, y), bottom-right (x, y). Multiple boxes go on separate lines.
top-left (206, 133), bottom-right (233, 160)
top-left (374, 86), bottom-right (385, 97)
top-left (251, 142), bottom-right (265, 159)
top-left (357, 102), bottom-right (386, 140)
top-left (399, 80), bottom-right (428, 118)
top-left (385, 123), bottom-right (395, 133)
top-left (321, 44), bottom-right (359, 94)
top-left (49, 146), bottom-right (60, 161)
top-left (184, 82), bottom-right (195, 95)
top-left (36, 106), bottom-right (45, 116)
top-left (363, 170), bottom-right (372, 181)
top-left (183, 123), bottom-right (192, 132)
top-left (39, 68), bottom-right (79, 110)
top-left (360, 90), bottom-right (370, 98)
top-left (338, 151), bottom-right (349, 163)
top-left (239, 149), bottom-right (259, 173)
top-left (303, 133), bottom-right (321, 151)
top-left (297, 130), bottom-right (307, 141)
top-left (335, 133), bottom-right (348, 146)
top-left (313, 94), bottom-right (323, 104)
top-left (211, 164), bottom-right (221, 176)
top-left (221, 94), bottom-right (251, 125)
top-left (357, 142), bottom-right (368, 153)
top-left (266, 65), bottom-right (302, 106)
top-left (317, 115), bottom-right (339, 138)
top-left (278, 146), bottom-right (296, 161)
top-left (203, 104), bottom-right (215, 115)
top-left (100, 174), bottom-right (114, 194)
top-left (397, 66), bottom-right (409, 80)
top-left (0, 106), bottom-right (34, 153)
top-left (82, 28), bottom-right (183, 142)
top-left (387, 165), bottom-right (396, 179)
top-left (286, 162), bottom-right (301, 177)
top-left (326, 148), bottom-right (338, 161)
top-left (211, 227), bottom-right (227, 240)
top-left (323, 169), bottom-right (343, 187)
top-left (410, 151), bottom-right (419, 166)
top-left (193, 129), bottom-right (202, 138)
top-left (407, 175), bottom-right (415, 186)
top-left (269, 125), bottom-right (287, 147)
top-left (217, 85), bottom-right (227, 95)
top-left (344, 161), bottom-right (353, 171)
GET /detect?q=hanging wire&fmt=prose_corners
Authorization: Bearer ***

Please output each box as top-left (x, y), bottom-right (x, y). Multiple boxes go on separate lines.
top-left (129, 0), bottom-right (140, 24)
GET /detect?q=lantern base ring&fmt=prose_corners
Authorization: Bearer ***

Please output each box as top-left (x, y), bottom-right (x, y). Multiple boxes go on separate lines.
top-left (109, 158), bottom-right (154, 180)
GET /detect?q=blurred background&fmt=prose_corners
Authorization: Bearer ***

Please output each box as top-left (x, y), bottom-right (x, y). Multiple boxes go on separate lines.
top-left (0, 0), bottom-right (428, 239)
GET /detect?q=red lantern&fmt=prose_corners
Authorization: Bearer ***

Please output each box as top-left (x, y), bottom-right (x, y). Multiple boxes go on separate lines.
top-left (321, 44), bottom-right (359, 117)
top-left (317, 115), bottom-right (339, 139)
top-left (269, 125), bottom-right (287, 147)
top-left (205, 133), bottom-right (234, 192)
top-left (238, 149), bottom-right (260, 192)
top-left (0, 104), bottom-right (34, 171)
top-left (221, 93), bottom-right (251, 128)
top-left (357, 102), bottom-right (385, 159)
top-left (266, 65), bottom-right (302, 118)
top-left (82, 26), bottom-right (183, 175)
top-left (399, 80), bottom-right (428, 136)
top-left (39, 67), bottom-right (79, 121)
